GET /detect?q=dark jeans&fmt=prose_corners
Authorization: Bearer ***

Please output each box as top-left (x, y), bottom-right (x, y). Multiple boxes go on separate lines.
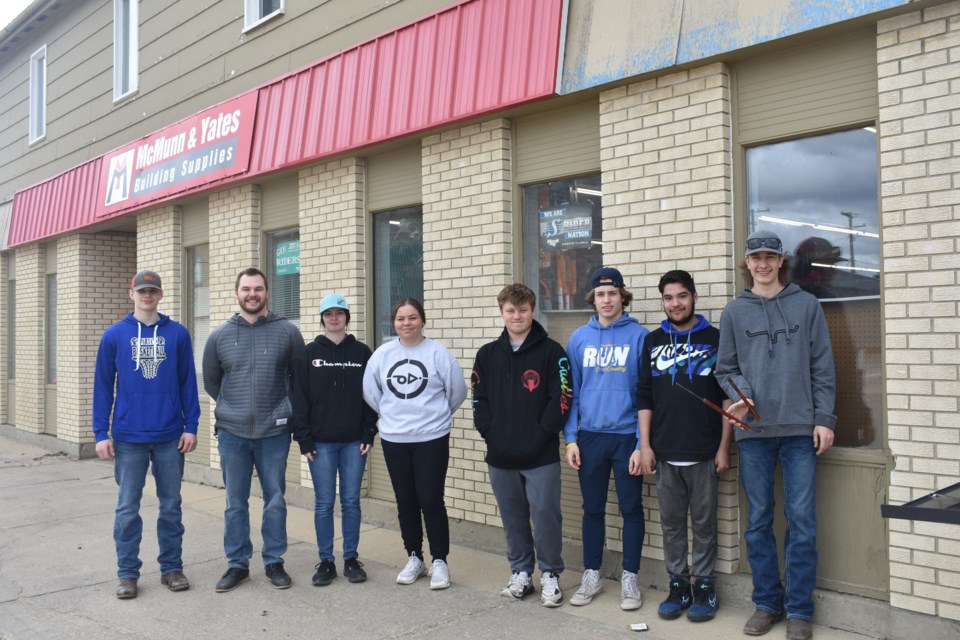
top-left (381, 434), bottom-right (450, 561)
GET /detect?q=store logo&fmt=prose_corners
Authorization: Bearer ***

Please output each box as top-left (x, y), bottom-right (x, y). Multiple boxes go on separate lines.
top-left (386, 359), bottom-right (429, 399)
top-left (105, 150), bottom-right (134, 206)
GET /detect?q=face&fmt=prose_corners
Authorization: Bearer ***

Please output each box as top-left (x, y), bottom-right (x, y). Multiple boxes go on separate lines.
top-left (746, 252), bottom-right (785, 288)
top-left (661, 283), bottom-right (697, 328)
top-left (322, 308), bottom-right (347, 332)
top-left (393, 305), bottom-right (424, 341)
top-left (130, 287), bottom-right (163, 313)
top-left (235, 274), bottom-right (268, 315)
top-left (501, 302), bottom-right (534, 339)
top-left (592, 283), bottom-right (624, 323)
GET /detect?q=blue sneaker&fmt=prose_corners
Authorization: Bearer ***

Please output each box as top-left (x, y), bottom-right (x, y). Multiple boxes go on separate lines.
top-left (687, 577), bottom-right (719, 622)
top-left (657, 575), bottom-right (692, 620)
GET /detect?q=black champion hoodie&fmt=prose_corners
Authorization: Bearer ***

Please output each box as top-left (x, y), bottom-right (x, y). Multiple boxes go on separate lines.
top-left (291, 334), bottom-right (378, 453)
top-left (471, 320), bottom-right (573, 470)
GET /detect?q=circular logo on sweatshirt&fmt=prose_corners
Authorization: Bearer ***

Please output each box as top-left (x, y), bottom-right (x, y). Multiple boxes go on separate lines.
top-left (521, 370), bottom-right (541, 392)
top-left (386, 359), bottom-right (429, 399)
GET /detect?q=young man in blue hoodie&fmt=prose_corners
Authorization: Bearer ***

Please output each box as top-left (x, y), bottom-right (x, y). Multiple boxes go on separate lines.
top-left (717, 230), bottom-right (836, 640)
top-left (564, 267), bottom-right (649, 611)
top-left (633, 270), bottom-right (732, 623)
top-left (94, 270), bottom-right (201, 600)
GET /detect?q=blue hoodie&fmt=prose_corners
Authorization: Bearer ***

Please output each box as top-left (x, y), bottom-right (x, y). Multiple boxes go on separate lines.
top-left (563, 313), bottom-right (649, 444)
top-left (93, 313), bottom-right (201, 444)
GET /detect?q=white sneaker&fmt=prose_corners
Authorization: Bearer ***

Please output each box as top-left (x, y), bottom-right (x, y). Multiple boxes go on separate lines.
top-left (620, 569), bottom-right (642, 610)
top-left (429, 559), bottom-right (451, 590)
top-left (500, 571), bottom-right (534, 599)
top-left (396, 554), bottom-right (425, 584)
top-left (570, 568), bottom-right (602, 606)
top-left (540, 571), bottom-right (564, 607)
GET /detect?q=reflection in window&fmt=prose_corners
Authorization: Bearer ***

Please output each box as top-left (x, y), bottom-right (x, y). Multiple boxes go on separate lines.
top-left (746, 127), bottom-right (880, 448)
top-left (522, 175), bottom-right (603, 345)
top-left (185, 245), bottom-right (210, 377)
top-left (113, 0), bottom-right (139, 100)
top-left (265, 229), bottom-right (300, 328)
top-left (244, 0), bottom-right (284, 30)
top-left (373, 206), bottom-right (423, 346)
top-left (29, 45), bottom-right (46, 143)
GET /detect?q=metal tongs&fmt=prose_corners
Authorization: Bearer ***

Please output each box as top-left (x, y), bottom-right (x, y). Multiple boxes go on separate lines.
top-left (674, 382), bottom-right (754, 431)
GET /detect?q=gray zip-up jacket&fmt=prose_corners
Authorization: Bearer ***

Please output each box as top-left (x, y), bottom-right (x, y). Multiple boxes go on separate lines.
top-left (202, 312), bottom-right (304, 440)
top-left (716, 283), bottom-right (836, 442)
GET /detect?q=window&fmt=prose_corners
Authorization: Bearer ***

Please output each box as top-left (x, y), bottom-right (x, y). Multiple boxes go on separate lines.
top-left (522, 174), bottom-right (603, 345)
top-left (265, 229), bottom-right (300, 328)
top-left (373, 206), bottom-right (423, 346)
top-left (46, 275), bottom-right (56, 385)
top-left (113, 0), bottom-right (139, 100)
top-left (7, 279), bottom-right (14, 380)
top-left (745, 127), bottom-right (881, 448)
top-left (244, 0), bottom-right (284, 31)
top-left (29, 46), bottom-right (46, 143)
top-left (185, 245), bottom-right (210, 376)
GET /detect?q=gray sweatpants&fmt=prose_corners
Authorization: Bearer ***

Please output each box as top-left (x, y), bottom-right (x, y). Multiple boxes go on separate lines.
top-left (488, 462), bottom-right (564, 575)
top-left (656, 459), bottom-right (718, 579)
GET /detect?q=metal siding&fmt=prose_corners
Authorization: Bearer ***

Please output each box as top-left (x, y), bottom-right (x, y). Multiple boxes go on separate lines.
top-left (8, 0), bottom-right (563, 247)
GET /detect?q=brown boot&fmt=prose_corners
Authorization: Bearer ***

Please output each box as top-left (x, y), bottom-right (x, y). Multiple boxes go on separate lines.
top-left (116, 578), bottom-right (138, 599)
top-left (161, 571), bottom-right (190, 591)
top-left (743, 609), bottom-right (784, 635)
top-left (786, 618), bottom-right (813, 640)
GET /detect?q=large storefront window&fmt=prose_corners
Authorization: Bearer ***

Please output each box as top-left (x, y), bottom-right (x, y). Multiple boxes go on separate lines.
top-left (522, 174), bottom-right (603, 345)
top-left (266, 229), bottom-right (300, 328)
top-left (746, 127), bottom-right (881, 448)
top-left (373, 206), bottom-right (423, 346)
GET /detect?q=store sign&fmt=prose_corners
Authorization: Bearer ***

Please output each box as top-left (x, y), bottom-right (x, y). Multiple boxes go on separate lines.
top-left (275, 240), bottom-right (300, 275)
top-left (539, 203), bottom-right (593, 250)
top-left (95, 92), bottom-right (259, 218)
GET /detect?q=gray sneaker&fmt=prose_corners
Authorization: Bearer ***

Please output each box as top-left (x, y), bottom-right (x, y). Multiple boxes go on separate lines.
top-left (501, 571), bottom-right (534, 599)
top-left (540, 571), bottom-right (564, 607)
top-left (620, 570), bottom-right (642, 610)
top-left (396, 554), bottom-right (426, 584)
top-left (570, 569), bottom-right (602, 606)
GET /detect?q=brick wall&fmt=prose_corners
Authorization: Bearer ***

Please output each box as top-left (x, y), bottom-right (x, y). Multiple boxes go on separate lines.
top-left (598, 63), bottom-right (739, 572)
top-left (14, 244), bottom-right (45, 434)
top-left (878, 2), bottom-right (960, 620)
top-left (56, 233), bottom-right (136, 444)
top-left (137, 205), bottom-right (183, 320)
top-left (421, 119), bottom-right (513, 525)
top-left (0, 253), bottom-right (8, 423)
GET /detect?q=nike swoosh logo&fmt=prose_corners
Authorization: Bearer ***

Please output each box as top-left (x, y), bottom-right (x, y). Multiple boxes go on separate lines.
top-left (655, 349), bottom-right (711, 371)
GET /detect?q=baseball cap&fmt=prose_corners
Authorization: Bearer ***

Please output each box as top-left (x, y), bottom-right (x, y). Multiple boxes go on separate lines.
top-left (591, 267), bottom-right (625, 289)
top-left (744, 230), bottom-right (784, 256)
top-left (319, 293), bottom-right (349, 315)
top-left (131, 270), bottom-right (162, 291)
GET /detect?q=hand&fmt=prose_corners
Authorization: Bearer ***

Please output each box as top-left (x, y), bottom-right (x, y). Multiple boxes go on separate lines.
top-left (95, 439), bottom-right (115, 461)
top-left (629, 448), bottom-right (656, 476)
top-left (305, 451), bottom-right (316, 462)
top-left (565, 444), bottom-right (581, 470)
top-left (726, 398), bottom-right (753, 426)
top-left (813, 425), bottom-right (834, 456)
top-left (178, 433), bottom-right (197, 454)
top-left (360, 443), bottom-right (371, 456)
top-left (715, 447), bottom-right (730, 474)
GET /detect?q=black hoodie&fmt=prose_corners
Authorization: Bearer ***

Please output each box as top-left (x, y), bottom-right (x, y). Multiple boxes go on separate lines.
top-left (471, 320), bottom-right (573, 470)
top-left (292, 334), bottom-right (378, 453)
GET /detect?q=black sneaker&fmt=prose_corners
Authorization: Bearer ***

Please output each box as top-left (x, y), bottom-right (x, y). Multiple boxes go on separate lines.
top-left (657, 574), bottom-right (692, 620)
top-left (687, 577), bottom-right (719, 622)
top-left (265, 563), bottom-right (292, 589)
top-left (343, 558), bottom-right (367, 583)
top-left (312, 560), bottom-right (337, 586)
top-left (215, 567), bottom-right (249, 593)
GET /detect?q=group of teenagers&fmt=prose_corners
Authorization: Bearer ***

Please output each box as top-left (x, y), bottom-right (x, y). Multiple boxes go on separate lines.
top-left (93, 228), bottom-right (836, 640)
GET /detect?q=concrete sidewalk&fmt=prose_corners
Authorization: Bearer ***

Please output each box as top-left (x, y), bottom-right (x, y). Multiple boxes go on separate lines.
top-left (0, 435), bottom-right (879, 640)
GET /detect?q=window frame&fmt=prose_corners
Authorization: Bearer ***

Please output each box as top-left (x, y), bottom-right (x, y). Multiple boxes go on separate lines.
top-left (243, 0), bottom-right (284, 32)
top-left (264, 228), bottom-right (301, 328)
top-left (113, 0), bottom-right (139, 102)
top-left (29, 45), bottom-right (46, 144)
top-left (372, 205), bottom-right (424, 347)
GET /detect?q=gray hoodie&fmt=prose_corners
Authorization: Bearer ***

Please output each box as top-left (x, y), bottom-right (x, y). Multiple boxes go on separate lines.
top-left (202, 311), bottom-right (304, 440)
top-left (716, 283), bottom-right (836, 441)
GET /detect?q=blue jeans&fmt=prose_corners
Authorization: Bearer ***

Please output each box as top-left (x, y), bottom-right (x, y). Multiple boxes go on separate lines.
top-left (113, 439), bottom-right (185, 579)
top-left (738, 436), bottom-right (818, 620)
top-left (576, 430), bottom-right (645, 573)
top-left (217, 430), bottom-right (290, 568)
top-left (306, 440), bottom-right (366, 562)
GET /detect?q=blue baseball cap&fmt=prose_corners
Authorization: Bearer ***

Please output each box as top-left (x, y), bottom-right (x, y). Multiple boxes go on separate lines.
top-left (591, 267), bottom-right (625, 289)
top-left (319, 293), bottom-right (349, 315)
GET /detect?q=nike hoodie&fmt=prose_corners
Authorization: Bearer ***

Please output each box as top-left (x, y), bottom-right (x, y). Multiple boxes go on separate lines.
top-left (563, 313), bottom-right (648, 444)
top-left (716, 283), bottom-right (837, 441)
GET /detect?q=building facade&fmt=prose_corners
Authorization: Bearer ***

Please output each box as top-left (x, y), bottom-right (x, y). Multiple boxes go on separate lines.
top-left (0, 1), bottom-right (958, 635)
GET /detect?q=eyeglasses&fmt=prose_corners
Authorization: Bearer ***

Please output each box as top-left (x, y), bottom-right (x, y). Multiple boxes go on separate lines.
top-left (745, 237), bottom-right (783, 252)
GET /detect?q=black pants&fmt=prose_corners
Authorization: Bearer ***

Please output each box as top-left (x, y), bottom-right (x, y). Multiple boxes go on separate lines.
top-left (381, 434), bottom-right (450, 561)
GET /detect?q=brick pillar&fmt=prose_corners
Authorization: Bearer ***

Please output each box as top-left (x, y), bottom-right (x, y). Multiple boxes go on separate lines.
top-left (878, 3), bottom-right (960, 620)
top-left (15, 243), bottom-right (45, 434)
top-left (421, 119), bottom-right (513, 525)
top-left (56, 233), bottom-right (136, 450)
top-left (206, 185), bottom-right (261, 468)
top-left (599, 62), bottom-right (738, 571)
top-left (0, 252), bottom-right (8, 424)
top-left (137, 205), bottom-right (183, 320)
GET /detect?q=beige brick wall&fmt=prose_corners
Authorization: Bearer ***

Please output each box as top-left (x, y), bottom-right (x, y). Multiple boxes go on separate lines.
top-left (137, 205), bottom-right (183, 321)
top-left (56, 233), bottom-right (137, 444)
top-left (0, 252), bottom-right (8, 423)
top-left (206, 185), bottom-right (262, 468)
top-left (14, 244), bottom-right (45, 434)
top-left (421, 119), bottom-right (513, 525)
top-left (297, 157), bottom-right (366, 486)
top-left (599, 62), bottom-right (738, 571)
top-left (878, 1), bottom-right (960, 620)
